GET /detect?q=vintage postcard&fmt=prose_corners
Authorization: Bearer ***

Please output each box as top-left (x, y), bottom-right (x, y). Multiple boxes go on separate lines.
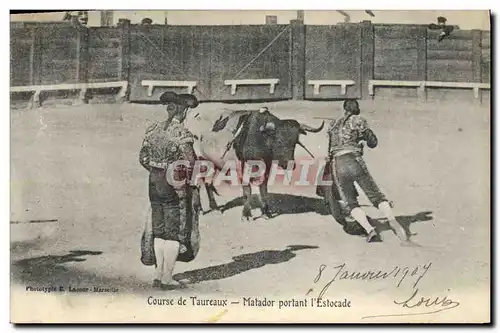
top-left (10, 9), bottom-right (491, 323)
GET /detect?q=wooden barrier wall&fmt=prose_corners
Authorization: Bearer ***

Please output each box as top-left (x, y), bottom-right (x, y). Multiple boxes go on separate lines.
top-left (10, 20), bottom-right (491, 103)
top-left (208, 25), bottom-right (292, 101)
top-left (10, 27), bottom-right (32, 86)
top-left (39, 26), bottom-right (80, 85)
top-left (127, 24), bottom-right (292, 101)
top-left (87, 27), bottom-right (123, 82)
top-left (374, 25), bottom-right (426, 81)
top-left (481, 31), bottom-right (491, 102)
top-left (129, 25), bottom-right (211, 100)
top-left (305, 24), bottom-right (362, 99)
top-left (481, 31), bottom-right (491, 84)
top-left (426, 29), bottom-right (475, 82)
top-left (11, 22), bottom-right (84, 86)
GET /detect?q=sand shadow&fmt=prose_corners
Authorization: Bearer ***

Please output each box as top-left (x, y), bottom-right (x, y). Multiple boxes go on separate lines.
top-left (219, 193), bottom-right (433, 238)
top-left (10, 260), bottom-right (167, 297)
top-left (10, 249), bottom-right (160, 294)
top-left (220, 193), bottom-right (331, 216)
top-left (11, 250), bottom-right (104, 284)
top-left (174, 245), bottom-right (319, 284)
top-left (369, 211), bottom-right (434, 238)
top-left (10, 238), bottom-right (49, 254)
top-left (14, 250), bottom-right (103, 268)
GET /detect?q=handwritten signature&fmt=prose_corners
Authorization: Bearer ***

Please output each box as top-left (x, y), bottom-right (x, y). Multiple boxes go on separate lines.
top-left (362, 288), bottom-right (460, 319)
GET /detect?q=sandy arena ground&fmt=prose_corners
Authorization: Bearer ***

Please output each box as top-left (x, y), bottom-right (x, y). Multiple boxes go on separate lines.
top-left (10, 98), bottom-right (490, 323)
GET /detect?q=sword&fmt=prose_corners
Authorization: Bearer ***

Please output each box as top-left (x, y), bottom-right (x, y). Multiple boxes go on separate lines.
top-left (313, 117), bottom-right (336, 120)
top-left (221, 140), bottom-right (233, 159)
top-left (220, 121), bottom-right (245, 159)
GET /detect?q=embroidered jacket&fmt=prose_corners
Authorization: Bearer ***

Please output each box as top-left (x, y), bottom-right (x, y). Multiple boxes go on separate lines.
top-left (326, 114), bottom-right (378, 156)
top-left (139, 119), bottom-right (197, 177)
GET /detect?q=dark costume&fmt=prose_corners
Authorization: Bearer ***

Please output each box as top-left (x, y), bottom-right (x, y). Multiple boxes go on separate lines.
top-left (139, 93), bottom-right (201, 265)
top-left (318, 110), bottom-right (387, 212)
top-left (318, 100), bottom-right (408, 243)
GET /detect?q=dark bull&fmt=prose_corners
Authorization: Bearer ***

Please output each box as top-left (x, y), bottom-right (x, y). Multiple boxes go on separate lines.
top-left (199, 108), bottom-right (324, 220)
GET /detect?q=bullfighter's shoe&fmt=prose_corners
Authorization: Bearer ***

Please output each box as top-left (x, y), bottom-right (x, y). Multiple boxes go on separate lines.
top-left (343, 221), bottom-right (368, 236)
top-left (152, 279), bottom-right (162, 289)
top-left (366, 228), bottom-right (381, 243)
top-left (153, 278), bottom-right (189, 290)
top-left (159, 279), bottom-right (189, 290)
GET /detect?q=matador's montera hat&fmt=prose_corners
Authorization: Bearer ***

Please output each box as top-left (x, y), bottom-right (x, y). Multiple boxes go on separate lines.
top-left (159, 91), bottom-right (199, 109)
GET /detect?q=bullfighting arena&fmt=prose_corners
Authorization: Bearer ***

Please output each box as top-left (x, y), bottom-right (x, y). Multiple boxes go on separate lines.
top-left (10, 98), bottom-right (490, 323)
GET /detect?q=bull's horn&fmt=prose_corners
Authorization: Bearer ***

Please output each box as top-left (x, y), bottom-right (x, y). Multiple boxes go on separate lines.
top-left (298, 140), bottom-right (315, 159)
top-left (299, 121), bottom-right (325, 133)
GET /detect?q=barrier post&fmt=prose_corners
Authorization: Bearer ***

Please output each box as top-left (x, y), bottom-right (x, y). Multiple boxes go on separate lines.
top-left (416, 25), bottom-right (428, 100)
top-left (29, 25), bottom-right (42, 86)
top-left (290, 19), bottom-right (305, 100)
top-left (472, 29), bottom-right (482, 103)
top-left (360, 21), bottom-right (374, 100)
top-left (28, 25), bottom-right (43, 108)
top-left (119, 19), bottom-right (131, 101)
top-left (75, 26), bottom-right (90, 103)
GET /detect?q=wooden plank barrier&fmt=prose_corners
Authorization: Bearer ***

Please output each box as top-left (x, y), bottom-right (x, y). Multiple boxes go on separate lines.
top-left (141, 80), bottom-right (198, 96)
top-left (10, 81), bottom-right (128, 108)
top-left (224, 78), bottom-right (280, 95)
top-left (307, 80), bottom-right (356, 95)
top-left (424, 81), bottom-right (490, 99)
top-left (368, 79), bottom-right (490, 100)
top-left (368, 80), bottom-right (425, 96)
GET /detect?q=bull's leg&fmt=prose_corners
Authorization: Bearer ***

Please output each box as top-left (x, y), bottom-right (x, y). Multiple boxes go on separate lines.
top-left (204, 181), bottom-right (220, 213)
top-left (257, 163), bottom-right (273, 219)
top-left (241, 184), bottom-right (252, 221)
top-left (258, 182), bottom-right (272, 219)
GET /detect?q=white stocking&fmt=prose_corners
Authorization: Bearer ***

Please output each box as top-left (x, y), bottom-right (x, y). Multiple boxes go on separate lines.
top-left (153, 239), bottom-right (165, 281)
top-left (378, 201), bottom-right (406, 241)
top-left (378, 201), bottom-right (396, 221)
top-left (350, 207), bottom-right (374, 234)
top-left (161, 240), bottom-right (180, 285)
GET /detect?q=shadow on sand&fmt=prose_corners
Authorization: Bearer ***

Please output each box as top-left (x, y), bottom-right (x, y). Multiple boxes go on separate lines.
top-left (10, 209), bottom-right (433, 291)
top-left (174, 245), bottom-right (318, 284)
top-left (14, 250), bottom-right (103, 269)
top-left (220, 193), bottom-right (331, 216)
top-left (10, 249), bottom-right (161, 293)
top-left (218, 193), bottom-right (433, 238)
top-left (370, 211), bottom-right (434, 238)
top-left (11, 238), bottom-right (50, 255)
top-left (11, 246), bottom-right (319, 292)
top-left (11, 250), bottom-right (104, 283)
top-left (9, 250), bottom-right (148, 291)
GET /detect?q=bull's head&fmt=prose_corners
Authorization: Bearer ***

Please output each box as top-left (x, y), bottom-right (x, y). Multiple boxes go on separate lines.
top-left (205, 108), bottom-right (324, 170)
top-left (246, 110), bottom-right (324, 169)
top-left (271, 119), bottom-right (324, 169)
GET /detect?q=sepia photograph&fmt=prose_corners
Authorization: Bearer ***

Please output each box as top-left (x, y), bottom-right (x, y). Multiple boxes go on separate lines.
top-left (9, 9), bottom-right (491, 323)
